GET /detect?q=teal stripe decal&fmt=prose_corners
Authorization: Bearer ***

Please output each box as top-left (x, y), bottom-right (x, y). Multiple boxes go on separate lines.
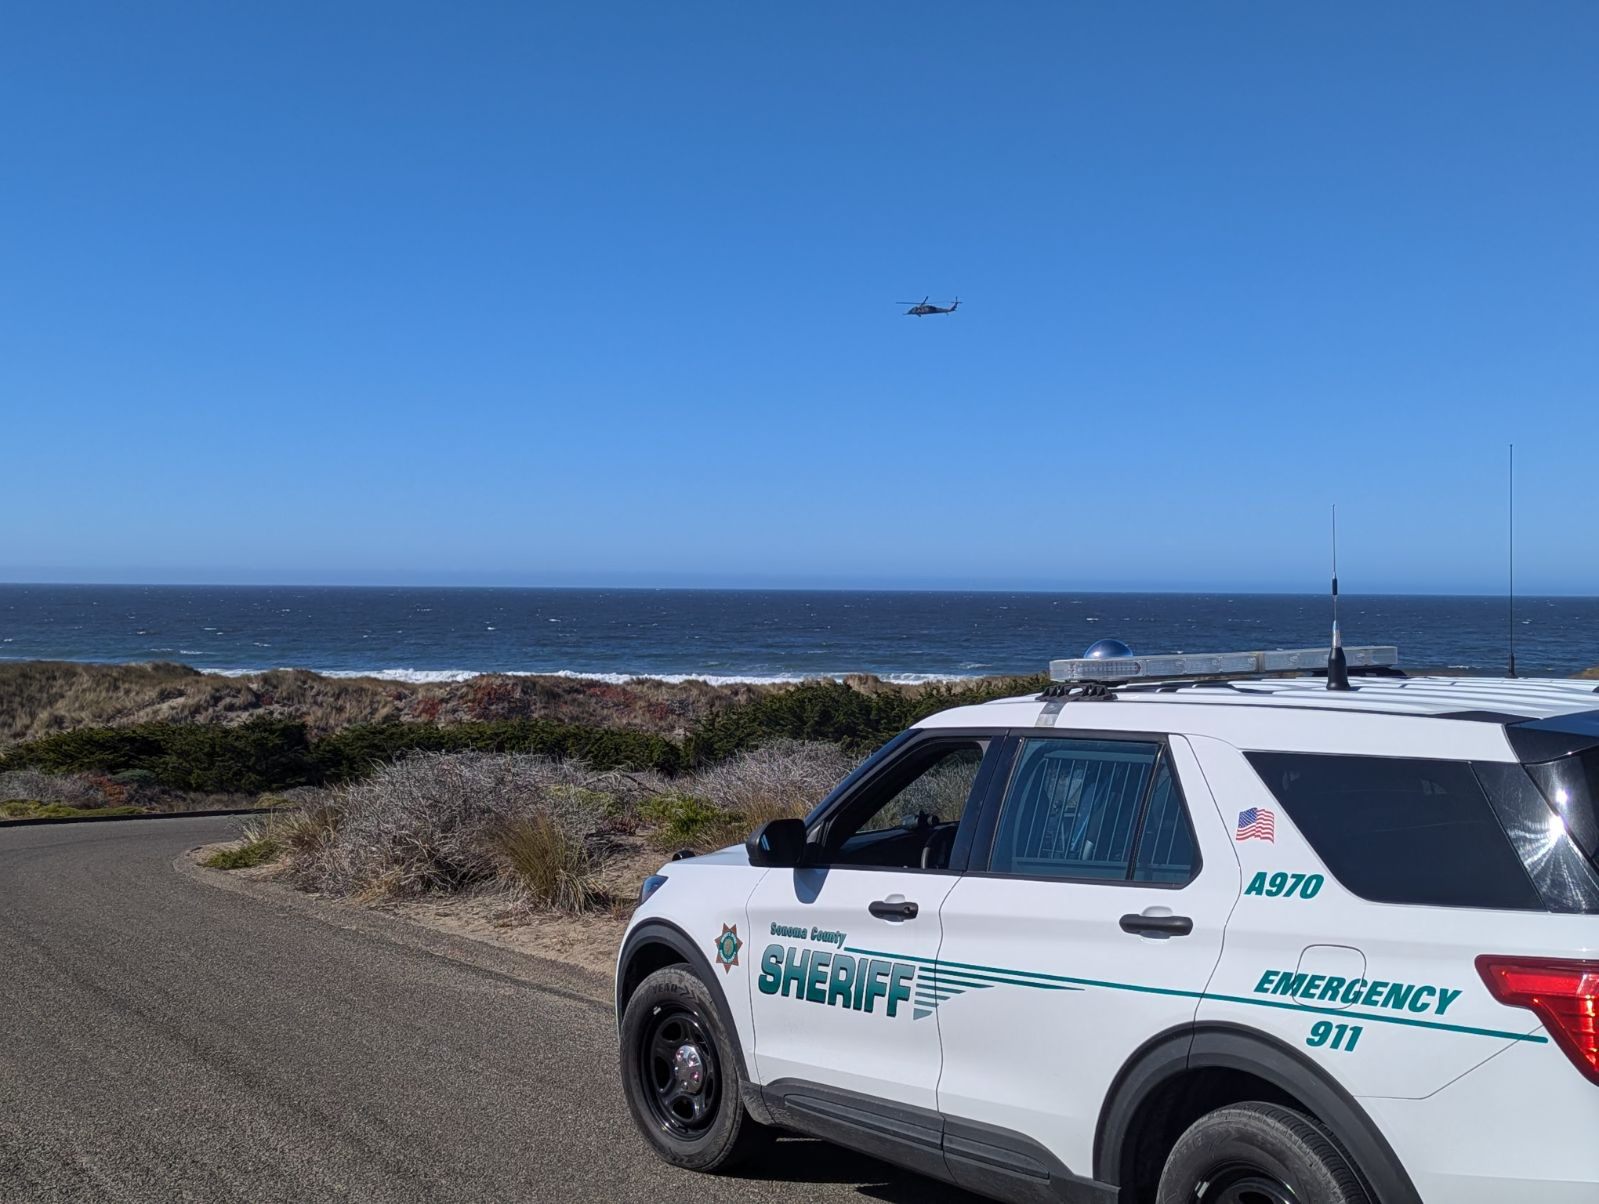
top-left (930, 969), bottom-right (1077, 991)
top-left (845, 947), bottom-right (1548, 1044)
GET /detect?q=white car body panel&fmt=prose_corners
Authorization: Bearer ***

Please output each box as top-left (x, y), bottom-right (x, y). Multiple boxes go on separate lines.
top-left (745, 865), bottom-right (957, 1108)
top-left (934, 736), bottom-right (1241, 1173)
top-left (624, 855), bottom-right (768, 1061)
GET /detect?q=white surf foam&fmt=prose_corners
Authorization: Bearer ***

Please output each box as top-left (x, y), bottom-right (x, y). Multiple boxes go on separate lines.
top-left (200, 666), bottom-right (987, 686)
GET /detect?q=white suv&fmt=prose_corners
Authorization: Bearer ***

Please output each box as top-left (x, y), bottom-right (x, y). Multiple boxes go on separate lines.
top-left (615, 648), bottom-right (1599, 1204)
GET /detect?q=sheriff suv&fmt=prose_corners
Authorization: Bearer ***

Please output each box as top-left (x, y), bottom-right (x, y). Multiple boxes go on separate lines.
top-left (615, 646), bottom-right (1599, 1204)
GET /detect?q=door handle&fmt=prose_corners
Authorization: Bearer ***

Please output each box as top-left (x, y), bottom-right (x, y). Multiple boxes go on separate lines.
top-left (869, 899), bottom-right (919, 921)
top-left (1119, 912), bottom-right (1193, 937)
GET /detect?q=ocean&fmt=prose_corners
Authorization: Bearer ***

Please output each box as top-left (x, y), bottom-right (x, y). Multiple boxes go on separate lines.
top-left (1, 585), bottom-right (1595, 683)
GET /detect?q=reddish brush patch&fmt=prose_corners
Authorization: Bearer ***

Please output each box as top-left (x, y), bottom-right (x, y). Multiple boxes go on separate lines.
top-left (467, 678), bottom-right (528, 721)
top-left (411, 696), bottom-right (442, 722)
top-left (87, 775), bottom-right (123, 805)
top-left (582, 682), bottom-right (637, 706)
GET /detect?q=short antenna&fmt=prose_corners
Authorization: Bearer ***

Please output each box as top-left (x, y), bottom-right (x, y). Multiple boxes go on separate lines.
top-left (1508, 443), bottom-right (1517, 679)
top-left (1327, 503), bottom-right (1351, 691)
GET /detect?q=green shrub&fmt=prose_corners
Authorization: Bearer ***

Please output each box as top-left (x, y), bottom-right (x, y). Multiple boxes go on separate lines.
top-left (310, 720), bottom-right (682, 783)
top-left (546, 783), bottom-right (625, 818)
top-left (109, 768), bottom-right (159, 787)
top-left (639, 793), bottom-right (740, 850)
top-left (203, 837), bottom-right (282, 869)
top-left (684, 677), bottom-right (1046, 765)
top-left (0, 719), bottom-right (316, 793)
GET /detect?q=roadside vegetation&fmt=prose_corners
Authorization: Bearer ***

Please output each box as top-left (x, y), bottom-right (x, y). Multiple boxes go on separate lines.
top-left (209, 741), bottom-right (860, 916)
top-left (201, 824), bottom-right (281, 869)
top-left (4, 669), bottom-right (1045, 922)
top-left (0, 660), bottom-right (775, 746)
top-left (0, 767), bottom-right (261, 823)
top-left (1, 800), bottom-right (147, 821)
top-left (0, 675), bottom-right (1044, 795)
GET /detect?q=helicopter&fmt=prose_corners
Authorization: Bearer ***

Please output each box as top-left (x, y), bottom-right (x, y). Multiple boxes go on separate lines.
top-left (898, 296), bottom-right (960, 317)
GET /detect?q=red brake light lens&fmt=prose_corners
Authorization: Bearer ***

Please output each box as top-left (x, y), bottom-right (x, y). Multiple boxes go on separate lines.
top-left (1476, 955), bottom-right (1599, 1085)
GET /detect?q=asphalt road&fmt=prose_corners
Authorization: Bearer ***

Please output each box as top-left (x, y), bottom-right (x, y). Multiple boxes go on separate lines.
top-left (0, 817), bottom-right (980, 1204)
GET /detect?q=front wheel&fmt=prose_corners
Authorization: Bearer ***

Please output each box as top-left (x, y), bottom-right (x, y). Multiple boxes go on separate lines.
top-left (1155, 1102), bottom-right (1371, 1204)
top-left (619, 965), bottom-right (770, 1172)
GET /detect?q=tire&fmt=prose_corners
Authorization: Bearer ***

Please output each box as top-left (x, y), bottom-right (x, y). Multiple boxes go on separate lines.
top-left (619, 965), bottom-right (771, 1172)
top-left (1155, 1101), bottom-right (1371, 1204)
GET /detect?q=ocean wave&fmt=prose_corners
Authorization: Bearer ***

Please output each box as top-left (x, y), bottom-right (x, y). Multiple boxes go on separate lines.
top-left (201, 666), bottom-right (989, 687)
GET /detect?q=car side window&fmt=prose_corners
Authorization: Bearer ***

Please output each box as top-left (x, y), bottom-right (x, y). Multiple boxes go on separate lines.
top-left (1132, 759), bottom-right (1198, 884)
top-left (988, 738), bottom-right (1185, 881)
top-left (819, 739), bottom-right (989, 871)
top-left (1246, 751), bottom-right (1542, 909)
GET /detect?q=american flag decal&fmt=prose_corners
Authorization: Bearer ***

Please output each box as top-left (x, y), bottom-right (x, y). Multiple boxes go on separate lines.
top-left (1236, 807), bottom-right (1276, 842)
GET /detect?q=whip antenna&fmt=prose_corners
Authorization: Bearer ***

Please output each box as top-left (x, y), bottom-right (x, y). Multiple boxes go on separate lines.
top-left (1508, 443), bottom-right (1517, 678)
top-left (1327, 504), bottom-right (1351, 690)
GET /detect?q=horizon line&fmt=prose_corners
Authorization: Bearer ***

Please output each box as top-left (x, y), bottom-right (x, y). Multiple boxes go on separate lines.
top-left (2, 579), bottom-right (1596, 600)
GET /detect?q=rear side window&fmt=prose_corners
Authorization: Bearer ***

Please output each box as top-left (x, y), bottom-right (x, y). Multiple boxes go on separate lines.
top-left (1523, 747), bottom-right (1599, 871)
top-left (988, 739), bottom-right (1196, 883)
top-left (1246, 752), bottom-right (1541, 910)
top-left (1133, 761), bottom-right (1197, 884)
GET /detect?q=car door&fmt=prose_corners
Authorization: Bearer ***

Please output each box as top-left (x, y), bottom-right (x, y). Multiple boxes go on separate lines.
top-left (932, 732), bottom-right (1241, 1194)
top-left (744, 730), bottom-right (1002, 1152)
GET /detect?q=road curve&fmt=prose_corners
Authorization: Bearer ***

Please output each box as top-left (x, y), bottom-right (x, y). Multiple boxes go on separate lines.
top-left (1, 817), bottom-right (977, 1203)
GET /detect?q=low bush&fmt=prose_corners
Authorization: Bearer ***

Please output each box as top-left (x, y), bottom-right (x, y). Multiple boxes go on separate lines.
top-left (691, 738), bottom-right (858, 816)
top-left (0, 800), bottom-right (145, 821)
top-left (0, 719), bottom-right (317, 793)
top-left (310, 721), bottom-right (682, 783)
top-left (0, 769), bottom-right (108, 809)
top-left (638, 741), bottom-right (859, 852)
top-left (267, 797), bottom-right (342, 865)
top-left (639, 793), bottom-right (736, 850)
top-left (492, 814), bottom-right (599, 913)
top-left (683, 676), bottom-right (1045, 764)
top-left (203, 835), bottom-right (282, 869)
top-left (285, 753), bottom-right (642, 904)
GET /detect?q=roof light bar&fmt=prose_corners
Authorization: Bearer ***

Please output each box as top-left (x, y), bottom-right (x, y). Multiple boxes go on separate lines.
top-left (1049, 646), bottom-right (1400, 684)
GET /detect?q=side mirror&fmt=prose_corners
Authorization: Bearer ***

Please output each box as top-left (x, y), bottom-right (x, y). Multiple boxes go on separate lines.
top-left (747, 817), bottom-right (807, 868)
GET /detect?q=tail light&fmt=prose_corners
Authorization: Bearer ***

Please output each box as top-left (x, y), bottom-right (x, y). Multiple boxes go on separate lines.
top-left (1476, 955), bottom-right (1599, 1085)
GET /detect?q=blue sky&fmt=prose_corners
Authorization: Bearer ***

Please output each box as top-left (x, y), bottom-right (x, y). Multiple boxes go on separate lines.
top-left (3, 3), bottom-right (1595, 593)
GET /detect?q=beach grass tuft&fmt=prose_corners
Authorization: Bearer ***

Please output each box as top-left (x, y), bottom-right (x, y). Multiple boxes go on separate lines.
top-left (203, 835), bottom-right (282, 870)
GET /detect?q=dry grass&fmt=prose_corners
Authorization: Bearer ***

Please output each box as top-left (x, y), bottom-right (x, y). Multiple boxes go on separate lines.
top-left (492, 814), bottom-right (600, 913)
top-left (0, 661), bottom-right (777, 748)
top-left (1, 801), bottom-right (144, 820)
top-left (203, 833), bottom-right (282, 869)
top-left (0, 659), bottom-right (1040, 753)
top-left (641, 740), bottom-right (859, 852)
top-left (0, 769), bottom-right (107, 809)
top-left (692, 739), bottom-right (858, 816)
top-left (283, 753), bottom-right (663, 904)
top-left (265, 741), bottom-right (855, 912)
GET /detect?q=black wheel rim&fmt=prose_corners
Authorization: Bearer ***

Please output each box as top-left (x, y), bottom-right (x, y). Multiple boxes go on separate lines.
top-left (639, 1002), bottom-right (721, 1138)
top-left (1193, 1162), bottom-right (1300, 1204)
